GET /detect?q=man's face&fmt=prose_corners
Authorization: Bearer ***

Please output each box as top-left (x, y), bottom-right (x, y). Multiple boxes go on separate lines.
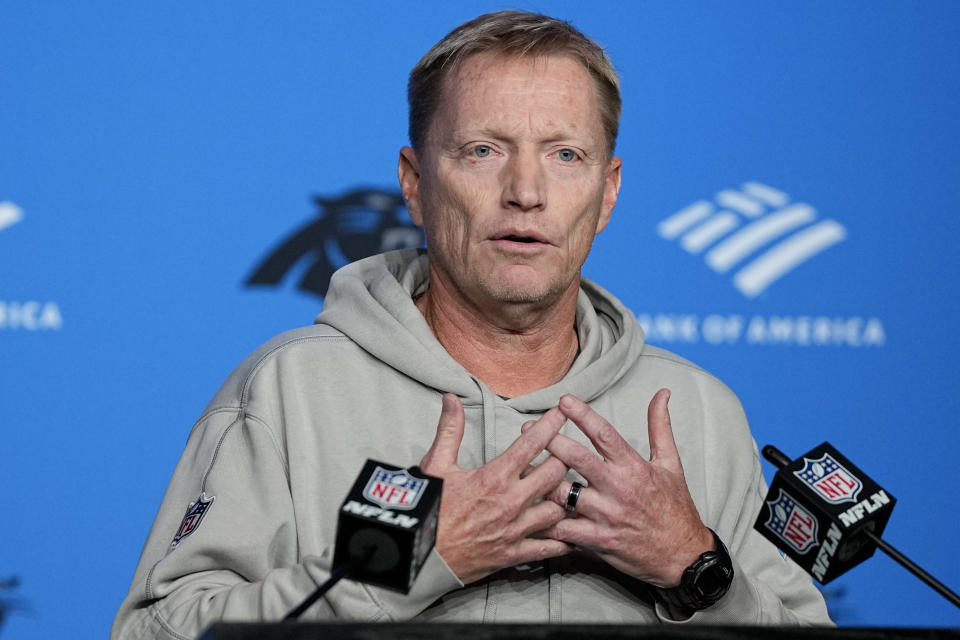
top-left (400, 52), bottom-right (621, 311)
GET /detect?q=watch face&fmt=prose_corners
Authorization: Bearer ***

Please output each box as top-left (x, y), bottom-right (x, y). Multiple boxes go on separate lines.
top-left (696, 565), bottom-right (728, 598)
top-left (659, 530), bottom-right (734, 611)
top-left (688, 542), bottom-right (734, 606)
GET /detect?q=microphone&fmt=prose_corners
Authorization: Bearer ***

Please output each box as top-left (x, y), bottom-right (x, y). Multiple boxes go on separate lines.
top-left (333, 459), bottom-right (442, 593)
top-left (756, 442), bottom-right (959, 608)
top-left (284, 459), bottom-right (442, 620)
top-left (754, 441), bottom-right (895, 584)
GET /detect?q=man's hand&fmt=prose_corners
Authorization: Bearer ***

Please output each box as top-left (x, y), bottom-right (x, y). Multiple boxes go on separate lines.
top-left (538, 389), bottom-right (714, 588)
top-left (419, 393), bottom-right (572, 584)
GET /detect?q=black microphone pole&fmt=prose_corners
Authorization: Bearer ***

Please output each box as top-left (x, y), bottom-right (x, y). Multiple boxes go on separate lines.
top-left (762, 445), bottom-right (960, 609)
top-left (283, 557), bottom-right (356, 622)
top-left (283, 547), bottom-right (375, 621)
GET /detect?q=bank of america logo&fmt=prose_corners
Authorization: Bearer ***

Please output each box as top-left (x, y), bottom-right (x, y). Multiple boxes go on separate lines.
top-left (0, 202), bottom-right (24, 233)
top-left (658, 183), bottom-right (846, 298)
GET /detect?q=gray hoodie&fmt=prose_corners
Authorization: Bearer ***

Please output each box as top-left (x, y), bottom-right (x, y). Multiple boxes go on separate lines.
top-left (112, 250), bottom-right (830, 639)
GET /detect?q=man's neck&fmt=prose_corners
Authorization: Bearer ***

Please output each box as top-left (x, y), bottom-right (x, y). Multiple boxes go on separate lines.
top-left (415, 276), bottom-right (581, 398)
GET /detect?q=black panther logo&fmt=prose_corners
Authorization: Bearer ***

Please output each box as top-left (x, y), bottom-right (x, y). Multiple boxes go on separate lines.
top-left (246, 188), bottom-right (424, 297)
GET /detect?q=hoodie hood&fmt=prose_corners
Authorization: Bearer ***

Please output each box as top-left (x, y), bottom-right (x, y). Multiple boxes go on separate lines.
top-left (315, 249), bottom-right (645, 412)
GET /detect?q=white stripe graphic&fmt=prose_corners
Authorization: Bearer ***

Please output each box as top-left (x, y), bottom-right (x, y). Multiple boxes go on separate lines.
top-left (742, 182), bottom-right (789, 208)
top-left (716, 190), bottom-right (764, 216)
top-left (733, 220), bottom-right (847, 298)
top-left (680, 212), bottom-right (739, 253)
top-left (705, 203), bottom-right (817, 272)
top-left (657, 201), bottom-right (712, 239)
top-left (0, 201), bottom-right (24, 232)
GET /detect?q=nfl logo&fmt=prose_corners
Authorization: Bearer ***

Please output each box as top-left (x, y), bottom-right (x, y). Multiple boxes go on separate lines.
top-left (363, 466), bottom-right (428, 511)
top-left (764, 489), bottom-right (819, 554)
top-left (172, 492), bottom-right (214, 547)
top-left (794, 452), bottom-right (863, 505)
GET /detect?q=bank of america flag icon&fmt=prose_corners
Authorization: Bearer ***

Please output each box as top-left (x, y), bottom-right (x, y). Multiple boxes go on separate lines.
top-left (658, 183), bottom-right (846, 298)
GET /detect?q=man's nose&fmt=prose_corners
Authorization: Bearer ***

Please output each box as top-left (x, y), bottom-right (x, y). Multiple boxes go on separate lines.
top-left (501, 149), bottom-right (545, 212)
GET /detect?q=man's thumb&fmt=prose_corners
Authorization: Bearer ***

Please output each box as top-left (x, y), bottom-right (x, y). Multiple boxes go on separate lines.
top-left (421, 393), bottom-right (465, 471)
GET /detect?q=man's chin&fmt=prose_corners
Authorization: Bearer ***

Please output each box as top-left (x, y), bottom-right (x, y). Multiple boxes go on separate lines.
top-left (481, 277), bottom-right (566, 307)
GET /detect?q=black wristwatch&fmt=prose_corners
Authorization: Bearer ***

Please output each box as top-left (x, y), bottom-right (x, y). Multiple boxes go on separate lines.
top-left (655, 529), bottom-right (734, 612)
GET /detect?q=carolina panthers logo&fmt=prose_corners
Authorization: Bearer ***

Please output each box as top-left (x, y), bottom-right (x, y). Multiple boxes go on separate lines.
top-left (246, 188), bottom-right (424, 297)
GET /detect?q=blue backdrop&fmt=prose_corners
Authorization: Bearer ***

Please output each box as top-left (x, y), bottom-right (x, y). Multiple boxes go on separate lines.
top-left (2, 2), bottom-right (959, 637)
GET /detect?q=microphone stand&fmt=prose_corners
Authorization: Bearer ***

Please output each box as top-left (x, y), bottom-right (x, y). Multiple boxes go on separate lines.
top-left (283, 546), bottom-right (375, 621)
top-left (762, 445), bottom-right (960, 609)
top-left (859, 528), bottom-right (960, 608)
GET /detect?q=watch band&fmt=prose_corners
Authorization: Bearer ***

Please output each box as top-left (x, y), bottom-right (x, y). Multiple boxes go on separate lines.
top-left (655, 528), bottom-right (734, 612)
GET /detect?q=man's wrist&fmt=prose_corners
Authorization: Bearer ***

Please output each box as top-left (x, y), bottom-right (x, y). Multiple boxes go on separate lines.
top-left (659, 525), bottom-right (716, 587)
top-left (655, 529), bottom-right (734, 612)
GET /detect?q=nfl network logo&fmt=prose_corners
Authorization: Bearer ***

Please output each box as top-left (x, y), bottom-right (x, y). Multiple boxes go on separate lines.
top-left (764, 489), bottom-right (819, 554)
top-left (657, 182), bottom-right (846, 298)
top-left (794, 453), bottom-right (863, 505)
top-left (363, 466), bottom-right (428, 511)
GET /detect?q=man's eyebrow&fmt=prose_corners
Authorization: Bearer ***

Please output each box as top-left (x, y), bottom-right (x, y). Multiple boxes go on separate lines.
top-left (446, 127), bottom-right (598, 146)
top-left (446, 127), bottom-right (512, 141)
top-left (540, 132), bottom-right (591, 146)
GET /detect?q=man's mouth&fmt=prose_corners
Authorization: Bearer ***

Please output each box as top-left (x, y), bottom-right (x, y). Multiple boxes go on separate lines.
top-left (492, 230), bottom-right (549, 245)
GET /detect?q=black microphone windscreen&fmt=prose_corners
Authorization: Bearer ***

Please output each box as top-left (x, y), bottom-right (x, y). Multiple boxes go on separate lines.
top-left (754, 442), bottom-right (896, 584)
top-left (333, 460), bottom-right (442, 593)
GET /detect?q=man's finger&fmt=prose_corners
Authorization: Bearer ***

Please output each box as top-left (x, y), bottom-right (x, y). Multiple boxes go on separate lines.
top-left (519, 453), bottom-right (568, 499)
top-left (647, 388), bottom-right (682, 473)
top-left (536, 515), bottom-right (604, 550)
top-left (511, 537), bottom-right (573, 566)
top-left (502, 407), bottom-right (567, 467)
top-left (545, 479), bottom-right (596, 518)
top-left (420, 393), bottom-right (466, 472)
top-left (558, 395), bottom-right (632, 463)
top-left (514, 499), bottom-right (568, 538)
top-left (540, 431), bottom-right (606, 486)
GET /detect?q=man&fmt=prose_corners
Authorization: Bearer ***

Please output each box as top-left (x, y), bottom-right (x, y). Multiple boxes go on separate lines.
top-left (112, 11), bottom-right (830, 638)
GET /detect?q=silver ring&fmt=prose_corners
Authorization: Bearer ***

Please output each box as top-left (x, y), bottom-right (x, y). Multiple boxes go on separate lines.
top-left (565, 481), bottom-right (584, 513)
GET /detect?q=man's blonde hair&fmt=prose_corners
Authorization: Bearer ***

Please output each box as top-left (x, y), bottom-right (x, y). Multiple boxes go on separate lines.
top-left (408, 10), bottom-right (621, 158)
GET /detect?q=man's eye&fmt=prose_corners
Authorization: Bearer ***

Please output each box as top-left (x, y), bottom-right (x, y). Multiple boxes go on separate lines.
top-left (473, 145), bottom-right (492, 158)
top-left (557, 148), bottom-right (578, 162)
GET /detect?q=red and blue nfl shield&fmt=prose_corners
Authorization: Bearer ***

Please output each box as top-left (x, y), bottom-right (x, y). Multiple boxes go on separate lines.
top-left (764, 489), bottom-right (819, 554)
top-left (363, 466), bottom-right (428, 511)
top-left (171, 492), bottom-right (215, 547)
top-left (793, 452), bottom-right (863, 505)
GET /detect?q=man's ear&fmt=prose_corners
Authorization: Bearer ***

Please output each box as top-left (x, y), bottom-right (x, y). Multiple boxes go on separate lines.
top-left (398, 146), bottom-right (424, 226)
top-left (596, 156), bottom-right (622, 234)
